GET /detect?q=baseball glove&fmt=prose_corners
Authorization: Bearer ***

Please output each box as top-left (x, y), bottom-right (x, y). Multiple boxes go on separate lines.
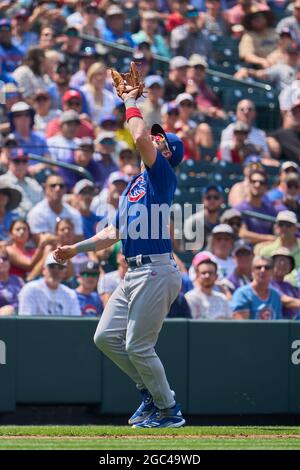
top-left (111, 61), bottom-right (145, 99)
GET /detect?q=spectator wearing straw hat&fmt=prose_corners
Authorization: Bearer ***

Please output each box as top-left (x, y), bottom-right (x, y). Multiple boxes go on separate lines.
top-left (0, 181), bottom-right (22, 241)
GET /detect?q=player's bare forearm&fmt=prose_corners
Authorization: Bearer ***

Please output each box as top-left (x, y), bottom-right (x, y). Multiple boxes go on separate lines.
top-left (54, 224), bottom-right (119, 262)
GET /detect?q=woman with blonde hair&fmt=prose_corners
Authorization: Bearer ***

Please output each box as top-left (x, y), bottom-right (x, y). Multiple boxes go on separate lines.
top-left (80, 62), bottom-right (116, 124)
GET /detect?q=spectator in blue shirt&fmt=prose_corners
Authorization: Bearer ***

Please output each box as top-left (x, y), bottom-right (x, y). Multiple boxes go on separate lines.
top-left (231, 255), bottom-right (282, 320)
top-left (0, 19), bottom-right (23, 74)
top-left (0, 182), bottom-right (22, 242)
top-left (103, 5), bottom-right (135, 48)
top-left (76, 260), bottom-right (103, 317)
top-left (72, 179), bottom-right (103, 239)
top-left (8, 101), bottom-right (49, 176)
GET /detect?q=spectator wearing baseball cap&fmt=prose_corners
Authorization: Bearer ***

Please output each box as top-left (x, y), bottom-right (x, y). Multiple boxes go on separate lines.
top-left (46, 89), bottom-right (95, 140)
top-left (103, 5), bottom-right (135, 48)
top-left (0, 18), bottom-right (24, 73)
top-left (186, 53), bottom-right (227, 121)
top-left (0, 148), bottom-right (43, 217)
top-left (174, 93), bottom-right (203, 160)
top-left (207, 224), bottom-right (236, 280)
top-left (255, 210), bottom-right (300, 286)
top-left (217, 121), bottom-right (257, 164)
top-left (220, 208), bottom-right (243, 238)
top-left (184, 184), bottom-right (224, 251)
top-left (170, 5), bottom-right (212, 60)
top-left (270, 247), bottom-right (300, 319)
top-left (185, 250), bottom-right (233, 320)
top-left (73, 179), bottom-right (103, 239)
top-left (47, 110), bottom-right (80, 164)
top-left (76, 260), bottom-right (103, 317)
top-left (276, 0), bottom-right (300, 48)
top-left (164, 56), bottom-right (189, 102)
top-left (18, 252), bottom-right (81, 317)
top-left (267, 161), bottom-right (299, 203)
top-left (222, 240), bottom-right (254, 294)
top-left (70, 46), bottom-right (101, 89)
top-left (161, 102), bottom-right (179, 134)
top-left (8, 101), bottom-right (50, 168)
top-left (266, 27), bottom-right (295, 66)
top-left (132, 10), bottom-right (171, 59)
top-left (139, 76), bottom-right (165, 128)
top-left (57, 136), bottom-right (102, 191)
top-left (274, 173), bottom-right (300, 223)
top-left (91, 170), bottom-right (130, 222)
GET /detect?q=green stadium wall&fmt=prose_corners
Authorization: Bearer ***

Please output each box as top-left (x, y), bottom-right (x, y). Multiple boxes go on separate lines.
top-left (1, 318), bottom-right (300, 415)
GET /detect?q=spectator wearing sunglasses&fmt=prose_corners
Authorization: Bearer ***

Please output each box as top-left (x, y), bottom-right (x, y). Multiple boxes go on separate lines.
top-left (267, 161), bottom-right (299, 203)
top-left (271, 248), bottom-right (300, 319)
top-left (18, 252), bottom-right (81, 317)
top-left (184, 184), bottom-right (224, 249)
top-left (0, 245), bottom-right (23, 316)
top-left (234, 170), bottom-right (279, 244)
top-left (76, 260), bottom-right (103, 317)
top-left (0, 149), bottom-right (43, 217)
top-left (220, 208), bottom-right (243, 238)
top-left (222, 240), bottom-right (254, 294)
top-left (27, 174), bottom-right (83, 245)
top-left (255, 211), bottom-right (300, 286)
top-left (220, 99), bottom-right (270, 159)
top-left (274, 173), bottom-right (300, 222)
top-left (230, 255), bottom-right (282, 320)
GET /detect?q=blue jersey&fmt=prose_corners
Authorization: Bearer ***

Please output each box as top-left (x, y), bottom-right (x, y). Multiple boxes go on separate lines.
top-left (115, 153), bottom-right (177, 257)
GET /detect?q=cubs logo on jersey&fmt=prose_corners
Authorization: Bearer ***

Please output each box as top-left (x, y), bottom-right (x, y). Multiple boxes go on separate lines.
top-left (128, 175), bottom-right (146, 202)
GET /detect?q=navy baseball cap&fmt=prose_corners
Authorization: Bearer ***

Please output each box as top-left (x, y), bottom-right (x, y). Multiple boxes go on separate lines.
top-left (10, 148), bottom-right (29, 161)
top-left (0, 19), bottom-right (11, 31)
top-left (151, 124), bottom-right (184, 168)
top-left (203, 184), bottom-right (223, 195)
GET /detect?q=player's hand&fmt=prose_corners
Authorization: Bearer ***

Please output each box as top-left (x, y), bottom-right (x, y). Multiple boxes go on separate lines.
top-left (53, 245), bottom-right (76, 263)
top-left (121, 85), bottom-right (142, 102)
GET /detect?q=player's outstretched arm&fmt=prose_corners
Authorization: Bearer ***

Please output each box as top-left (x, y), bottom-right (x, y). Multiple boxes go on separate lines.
top-left (53, 224), bottom-right (119, 263)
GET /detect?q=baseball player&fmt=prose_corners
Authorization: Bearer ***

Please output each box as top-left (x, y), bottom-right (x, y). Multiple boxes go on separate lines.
top-left (54, 83), bottom-right (185, 428)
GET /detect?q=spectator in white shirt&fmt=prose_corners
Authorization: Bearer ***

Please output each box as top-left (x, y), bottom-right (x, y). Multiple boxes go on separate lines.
top-left (47, 110), bottom-right (80, 163)
top-left (207, 224), bottom-right (236, 279)
top-left (18, 252), bottom-right (81, 317)
top-left (220, 99), bottom-right (270, 158)
top-left (185, 252), bottom-right (233, 320)
top-left (27, 174), bottom-right (83, 244)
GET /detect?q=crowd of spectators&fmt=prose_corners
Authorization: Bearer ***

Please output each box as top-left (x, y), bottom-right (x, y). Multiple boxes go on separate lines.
top-left (0, 0), bottom-right (300, 321)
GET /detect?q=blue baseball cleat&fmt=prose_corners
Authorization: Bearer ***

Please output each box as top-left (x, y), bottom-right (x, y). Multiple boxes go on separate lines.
top-left (132, 404), bottom-right (185, 428)
top-left (128, 389), bottom-right (157, 426)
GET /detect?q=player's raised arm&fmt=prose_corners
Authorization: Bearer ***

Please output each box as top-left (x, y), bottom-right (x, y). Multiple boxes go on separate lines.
top-left (111, 62), bottom-right (157, 168)
top-left (53, 224), bottom-right (119, 263)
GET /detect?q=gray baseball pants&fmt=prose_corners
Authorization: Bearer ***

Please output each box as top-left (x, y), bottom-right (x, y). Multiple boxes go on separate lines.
top-left (94, 253), bottom-right (182, 409)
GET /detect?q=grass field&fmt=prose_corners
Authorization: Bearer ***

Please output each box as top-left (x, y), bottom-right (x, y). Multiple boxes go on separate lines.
top-left (0, 425), bottom-right (300, 450)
